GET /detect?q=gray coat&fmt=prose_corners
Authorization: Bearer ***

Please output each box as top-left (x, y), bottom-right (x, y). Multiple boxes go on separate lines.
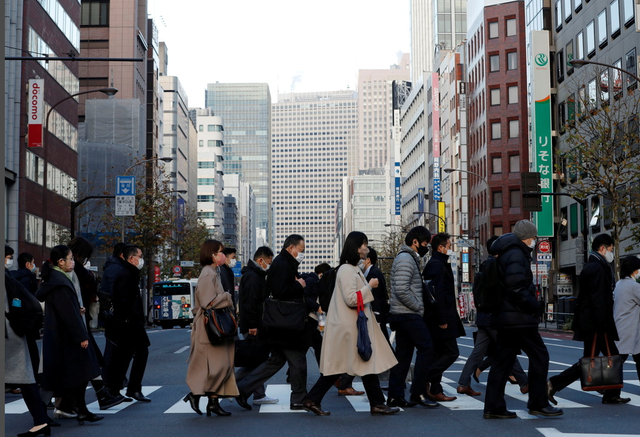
top-left (4, 294), bottom-right (36, 385)
top-left (613, 277), bottom-right (640, 355)
top-left (389, 245), bottom-right (424, 317)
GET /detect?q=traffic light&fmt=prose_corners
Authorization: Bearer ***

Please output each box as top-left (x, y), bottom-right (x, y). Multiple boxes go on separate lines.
top-left (521, 172), bottom-right (542, 212)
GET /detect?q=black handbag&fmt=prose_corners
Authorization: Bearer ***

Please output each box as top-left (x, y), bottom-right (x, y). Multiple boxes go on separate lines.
top-left (401, 250), bottom-right (437, 307)
top-left (356, 291), bottom-right (372, 361)
top-left (579, 333), bottom-right (624, 392)
top-left (203, 306), bottom-right (237, 344)
top-left (235, 334), bottom-right (270, 368)
top-left (262, 296), bottom-right (307, 331)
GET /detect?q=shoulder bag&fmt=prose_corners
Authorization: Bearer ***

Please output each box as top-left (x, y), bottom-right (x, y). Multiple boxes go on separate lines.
top-left (401, 250), bottom-right (436, 307)
top-left (203, 305), bottom-right (237, 344)
top-left (579, 333), bottom-right (624, 391)
top-left (262, 295), bottom-right (307, 331)
top-left (356, 291), bottom-right (372, 361)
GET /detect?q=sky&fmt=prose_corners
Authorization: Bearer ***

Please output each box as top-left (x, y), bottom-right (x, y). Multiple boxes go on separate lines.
top-left (147, 0), bottom-right (411, 107)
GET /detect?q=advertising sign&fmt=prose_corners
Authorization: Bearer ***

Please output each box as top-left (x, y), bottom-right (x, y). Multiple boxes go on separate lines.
top-left (432, 72), bottom-right (441, 201)
top-left (28, 79), bottom-right (44, 148)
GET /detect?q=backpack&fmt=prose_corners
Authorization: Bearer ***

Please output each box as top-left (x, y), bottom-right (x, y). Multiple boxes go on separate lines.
top-left (317, 268), bottom-right (337, 313)
top-left (473, 256), bottom-right (506, 313)
top-left (4, 272), bottom-right (43, 337)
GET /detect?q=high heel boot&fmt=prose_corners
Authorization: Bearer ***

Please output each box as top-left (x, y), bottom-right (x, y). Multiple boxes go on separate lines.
top-left (206, 397), bottom-right (231, 417)
top-left (183, 392), bottom-right (202, 415)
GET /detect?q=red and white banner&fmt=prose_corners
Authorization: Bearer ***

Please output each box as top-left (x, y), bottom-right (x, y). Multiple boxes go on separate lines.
top-left (27, 79), bottom-right (44, 148)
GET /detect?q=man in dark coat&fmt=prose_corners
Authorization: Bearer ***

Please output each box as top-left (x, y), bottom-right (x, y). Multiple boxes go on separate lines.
top-left (220, 247), bottom-right (237, 306)
top-left (236, 234), bottom-right (315, 411)
top-left (364, 248), bottom-right (390, 344)
top-left (548, 233), bottom-right (630, 404)
top-left (235, 246), bottom-right (277, 405)
top-left (11, 252), bottom-right (38, 294)
top-left (423, 233), bottom-right (465, 402)
top-left (105, 244), bottom-right (151, 403)
top-left (483, 220), bottom-right (562, 419)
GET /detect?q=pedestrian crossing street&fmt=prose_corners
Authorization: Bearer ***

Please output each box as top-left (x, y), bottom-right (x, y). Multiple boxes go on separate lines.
top-left (6, 378), bottom-right (640, 418)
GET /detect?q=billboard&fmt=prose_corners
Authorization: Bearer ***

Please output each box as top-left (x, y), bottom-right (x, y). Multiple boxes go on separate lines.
top-left (28, 79), bottom-right (44, 148)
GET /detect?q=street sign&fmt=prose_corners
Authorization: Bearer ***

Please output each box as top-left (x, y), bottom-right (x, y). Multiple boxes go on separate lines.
top-left (180, 260), bottom-right (194, 267)
top-left (537, 254), bottom-right (552, 262)
top-left (115, 196), bottom-right (135, 216)
top-left (231, 261), bottom-right (242, 277)
top-left (172, 265), bottom-right (182, 275)
top-left (538, 240), bottom-right (551, 253)
top-left (116, 176), bottom-right (136, 195)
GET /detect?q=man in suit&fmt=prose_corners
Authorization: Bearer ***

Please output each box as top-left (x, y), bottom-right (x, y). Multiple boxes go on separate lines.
top-left (105, 244), bottom-right (151, 403)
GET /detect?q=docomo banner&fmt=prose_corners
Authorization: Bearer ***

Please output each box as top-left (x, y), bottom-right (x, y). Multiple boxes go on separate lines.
top-left (28, 79), bottom-right (45, 148)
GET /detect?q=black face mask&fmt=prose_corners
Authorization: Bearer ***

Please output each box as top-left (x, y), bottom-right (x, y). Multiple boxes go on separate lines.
top-left (417, 244), bottom-right (429, 257)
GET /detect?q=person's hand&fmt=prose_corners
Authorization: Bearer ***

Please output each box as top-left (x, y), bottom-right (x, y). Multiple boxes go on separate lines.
top-left (80, 340), bottom-right (89, 349)
top-left (248, 328), bottom-right (258, 336)
top-left (317, 307), bottom-right (324, 314)
top-left (297, 278), bottom-right (306, 288)
top-left (369, 278), bottom-right (379, 289)
top-left (439, 324), bottom-right (448, 329)
top-left (79, 306), bottom-right (86, 315)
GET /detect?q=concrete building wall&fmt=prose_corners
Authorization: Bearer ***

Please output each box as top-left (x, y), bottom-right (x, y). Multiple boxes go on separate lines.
top-left (195, 111), bottom-right (225, 236)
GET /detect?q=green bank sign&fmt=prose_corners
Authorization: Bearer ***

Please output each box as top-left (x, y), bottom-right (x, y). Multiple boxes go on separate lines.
top-left (531, 31), bottom-right (554, 237)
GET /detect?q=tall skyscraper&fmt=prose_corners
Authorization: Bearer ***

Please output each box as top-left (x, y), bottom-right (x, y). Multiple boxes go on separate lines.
top-left (205, 83), bottom-right (272, 243)
top-left (271, 90), bottom-right (358, 268)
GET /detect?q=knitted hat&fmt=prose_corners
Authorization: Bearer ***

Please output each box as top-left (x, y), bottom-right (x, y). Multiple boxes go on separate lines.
top-left (513, 220), bottom-right (537, 240)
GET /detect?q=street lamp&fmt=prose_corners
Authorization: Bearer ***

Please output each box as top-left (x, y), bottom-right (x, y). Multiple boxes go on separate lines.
top-left (412, 211), bottom-right (446, 232)
top-left (570, 59), bottom-right (640, 83)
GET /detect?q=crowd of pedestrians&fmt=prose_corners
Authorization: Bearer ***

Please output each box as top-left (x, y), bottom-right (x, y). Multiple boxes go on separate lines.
top-left (5, 219), bottom-right (640, 434)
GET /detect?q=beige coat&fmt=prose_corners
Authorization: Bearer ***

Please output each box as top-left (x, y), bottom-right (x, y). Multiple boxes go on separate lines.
top-left (319, 264), bottom-right (398, 376)
top-left (186, 265), bottom-right (239, 397)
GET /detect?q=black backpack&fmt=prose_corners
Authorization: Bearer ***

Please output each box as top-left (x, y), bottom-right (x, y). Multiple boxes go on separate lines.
top-left (5, 272), bottom-right (43, 337)
top-left (317, 268), bottom-right (337, 313)
top-left (473, 256), bottom-right (506, 313)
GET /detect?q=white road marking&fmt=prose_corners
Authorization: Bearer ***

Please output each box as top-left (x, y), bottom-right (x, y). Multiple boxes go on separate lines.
top-left (537, 427), bottom-right (640, 437)
top-left (174, 346), bottom-right (189, 354)
top-left (566, 381), bottom-right (640, 407)
top-left (87, 386), bottom-right (162, 414)
top-left (257, 384), bottom-right (306, 413)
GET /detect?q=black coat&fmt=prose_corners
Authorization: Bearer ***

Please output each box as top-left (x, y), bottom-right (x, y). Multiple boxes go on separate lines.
top-left (10, 268), bottom-right (38, 294)
top-left (101, 255), bottom-right (124, 296)
top-left (490, 233), bottom-right (539, 329)
top-left (106, 261), bottom-right (149, 348)
top-left (238, 260), bottom-right (268, 333)
top-left (36, 269), bottom-right (100, 393)
top-left (367, 265), bottom-right (390, 324)
top-left (423, 251), bottom-right (465, 338)
top-left (571, 252), bottom-right (619, 341)
top-left (220, 263), bottom-right (236, 305)
top-left (264, 249), bottom-right (313, 348)
top-left (74, 262), bottom-right (104, 366)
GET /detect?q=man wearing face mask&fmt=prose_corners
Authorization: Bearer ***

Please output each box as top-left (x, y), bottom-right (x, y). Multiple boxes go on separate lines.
top-left (221, 247), bottom-right (238, 307)
top-left (105, 244), bottom-right (151, 403)
top-left (386, 226), bottom-right (439, 409)
top-left (423, 233), bottom-right (465, 402)
top-left (483, 220), bottom-right (562, 419)
top-left (362, 248), bottom-right (391, 344)
top-left (548, 233), bottom-right (630, 405)
top-left (11, 252), bottom-right (39, 295)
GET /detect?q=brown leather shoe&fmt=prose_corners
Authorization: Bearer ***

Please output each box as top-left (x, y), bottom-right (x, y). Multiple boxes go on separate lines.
top-left (457, 385), bottom-right (481, 396)
top-left (338, 387), bottom-right (365, 396)
top-left (520, 384), bottom-right (529, 394)
top-left (302, 399), bottom-right (330, 416)
top-left (427, 391), bottom-right (457, 402)
top-left (371, 404), bottom-right (401, 415)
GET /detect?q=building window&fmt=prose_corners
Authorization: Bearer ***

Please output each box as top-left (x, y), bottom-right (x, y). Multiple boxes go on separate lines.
top-left (506, 18), bottom-right (517, 36)
top-left (574, 0), bottom-right (582, 12)
top-left (492, 156), bottom-right (502, 174)
top-left (81, 0), bottom-right (109, 26)
top-left (600, 69), bottom-right (610, 103)
top-left (576, 31), bottom-right (584, 60)
top-left (25, 213), bottom-right (43, 246)
top-left (491, 122), bottom-right (501, 139)
top-left (508, 86), bottom-right (518, 104)
top-left (490, 55), bottom-right (500, 72)
top-left (490, 88), bottom-right (500, 106)
top-left (611, 0), bottom-right (621, 36)
top-left (623, 0), bottom-right (635, 26)
top-left (613, 58), bottom-right (623, 96)
top-left (564, 0), bottom-right (572, 21)
top-left (588, 78), bottom-right (597, 109)
top-left (25, 151), bottom-right (44, 185)
top-left (555, 1), bottom-right (563, 29)
top-left (625, 48), bottom-right (637, 87)
top-left (510, 190), bottom-right (522, 208)
top-left (598, 9), bottom-right (608, 48)
top-left (493, 225), bottom-right (503, 236)
top-left (509, 155), bottom-right (520, 173)
top-left (566, 40), bottom-right (574, 72)
top-left (509, 120), bottom-right (520, 138)
top-left (492, 191), bottom-right (503, 208)
top-left (557, 49), bottom-right (565, 82)
top-left (507, 52), bottom-right (518, 70)
top-left (199, 124), bottom-right (203, 132)
top-left (586, 20), bottom-right (596, 55)
top-left (199, 140), bottom-right (203, 147)
top-left (489, 21), bottom-right (499, 38)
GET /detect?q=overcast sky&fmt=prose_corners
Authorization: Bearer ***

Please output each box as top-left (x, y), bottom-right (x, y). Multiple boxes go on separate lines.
top-left (147, 0), bottom-right (411, 107)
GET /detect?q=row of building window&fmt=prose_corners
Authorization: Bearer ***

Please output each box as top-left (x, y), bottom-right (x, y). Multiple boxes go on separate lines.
top-left (492, 154), bottom-right (521, 174)
top-left (37, 0), bottom-right (80, 49)
top-left (28, 28), bottom-right (79, 97)
top-left (490, 119), bottom-right (520, 140)
top-left (24, 213), bottom-right (69, 248)
top-left (489, 52), bottom-right (519, 73)
top-left (198, 124), bottom-right (223, 132)
top-left (555, 0), bottom-right (634, 37)
top-left (488, 17), bottom-right (518, 39)
top-left (492, 189), bottom-right (522, 209)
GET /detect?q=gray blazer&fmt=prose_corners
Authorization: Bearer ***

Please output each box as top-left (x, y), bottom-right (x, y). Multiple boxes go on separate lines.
top-left (613, 277), bottom-right (640, 355)
top-left (389, 245), bottom-right (424, 317)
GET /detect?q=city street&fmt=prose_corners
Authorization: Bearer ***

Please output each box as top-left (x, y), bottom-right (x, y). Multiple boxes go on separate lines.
top-left (5, 327), bottom-right (640, 437)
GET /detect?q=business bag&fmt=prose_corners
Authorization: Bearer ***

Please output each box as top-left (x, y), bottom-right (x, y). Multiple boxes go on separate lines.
top-left (203, 306), bottom-right (237, 344)
top-left (356, 291), bottom-right (372, 361)
top-left (262, 296), bottom-right (307, 331)
top-left (579, 333), bottom-right (623, 392)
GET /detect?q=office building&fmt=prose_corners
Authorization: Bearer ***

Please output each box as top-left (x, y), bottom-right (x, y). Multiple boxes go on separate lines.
top-left (224, 173), bottom-right (256, 263)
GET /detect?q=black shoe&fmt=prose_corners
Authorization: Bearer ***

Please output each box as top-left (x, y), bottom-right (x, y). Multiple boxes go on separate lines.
top-left (98, 391), bottom-right (126, 410)
top-left (183, 392), bottom-right (202, 415)
top-left (76, 412), bottom-right (104, 425)
top-left (547, 380), bottom-right (558, 406)
top-left (386, 397), bottom-right (417, 408)
top-left (409, 394), bottom-right (439, 408)
top-left (290, 403), bottom-right (306, 410)
top-left (302, 399), bottom-right (330, 416)
top-left (602, 396), bottom-right (631, 404)
top-left (371, 404), bottom-right (401, 415)
top-left (17, 424), bottom-right (51, 437)
top-left (207, 397), bottom-right (231, 417)
top-left (529, 406), bottom-right (563, 416)
top-left (236, 393), bottom-right (252, 411)
top-left (46, 421), bottom-right (61, 428)
top-left (125, 391), bottom-right (151, 402)
top-left (483, 410), bottom-right (517, 419)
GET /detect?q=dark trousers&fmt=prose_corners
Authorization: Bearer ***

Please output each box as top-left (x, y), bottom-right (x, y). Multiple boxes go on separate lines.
top-left (336, 374), bottom-right (356, 390)
top-left (426, 336), bottom-right (459, 394)
top-left (237, 346), bottom-right (308, 405)
top-left (235, 366), bottom-right (266, 399)
top-left (387, 314), bottom-right (434, 399)
top-left (549, 333), bottom-right (622, 399)
top-left (621, 353), bottom-right (640, 381)
top-left (484, 328), bottom-right (550, 413)
top-left (106, 340), bottom-right (149, 394)
top-left (305, 374), bottom-right (385, 407)
top-left (18, 384), bottom-right (49, 426)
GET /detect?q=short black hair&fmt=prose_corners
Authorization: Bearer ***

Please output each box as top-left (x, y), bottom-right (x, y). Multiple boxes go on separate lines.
top-left (486, 236), bottom-right (500, 255)
top-left (620, 256), bottom-right (640, 278)
top-left (68, 236), bottom-right (93, 262)
top-left (17, 252), bottom-right (35, 269)
top-left (223, 247), bottom-right (237, 256)
top-left (253, 246), bottom-right (274, 261)
top-left (315, 263), bottom-right (332, 275)
top-left (592, 233), bottom-right (614, 252)
top-left (283, 234), bottom-right (304, 251)
top-left (112, 242), bottom-right (127, 257)
top-left (367, 247), bottom-right (378, 265)
top-left (340, 231), bottom-right (368, 266)
top-left (5, 245), bottom-right (14, 257)
top-left (430, 232), bottom-right (451, 251)
top-left (123, 244), bottom-right (141, 260)
top-left (404, 226), bottom-right (431, 247)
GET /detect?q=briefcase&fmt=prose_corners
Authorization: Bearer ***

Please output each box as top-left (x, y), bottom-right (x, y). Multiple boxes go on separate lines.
top-left (579, 333), bottom-right (624, 392)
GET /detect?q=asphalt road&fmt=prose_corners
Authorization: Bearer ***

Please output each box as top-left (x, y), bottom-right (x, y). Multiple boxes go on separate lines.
top-left (5, 327), bottom-right (640, 437)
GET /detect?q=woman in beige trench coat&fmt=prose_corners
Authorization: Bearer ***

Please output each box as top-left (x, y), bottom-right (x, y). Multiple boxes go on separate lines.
top-left (302, 231), bottom-right (399, 416)
top-left (183, 239), bottom-right (239, 416)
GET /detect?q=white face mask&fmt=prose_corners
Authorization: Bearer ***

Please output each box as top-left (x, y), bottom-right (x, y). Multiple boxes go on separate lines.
top-left (259, 260), bottom-right (270, 272)
top-left (528, 239), bottom-right (537, 249)
top-left (604, 250), bottom-right (614, 263)
top-left (137, 258), bottom-right (145, 270)
top-left (631, 271), bottom-right (640, 281)
top-left (84, 260), bottom-right (91, 268)
top-left (30, 263), bottom-right (37, 273)
top-left (228, 259), bottom-right (237, 268)
top-left (446, 249), bottom-right (454, 257)
top-left (295, 252), bottom-right (305, 263)
top-left (5, 259), bottom-right (13, 269)
top-left (358, 259), bottom-right (366, 272)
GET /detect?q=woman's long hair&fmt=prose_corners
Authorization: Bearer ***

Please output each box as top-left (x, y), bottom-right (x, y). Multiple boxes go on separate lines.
top-left (41, 245), bottom-right (71, 281)
top-left (339, 231), bottom-right (368, 266)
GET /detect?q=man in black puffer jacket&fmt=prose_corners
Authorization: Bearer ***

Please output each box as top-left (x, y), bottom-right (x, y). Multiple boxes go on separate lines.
top-left (483, 220), bottom-right (563, 419)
